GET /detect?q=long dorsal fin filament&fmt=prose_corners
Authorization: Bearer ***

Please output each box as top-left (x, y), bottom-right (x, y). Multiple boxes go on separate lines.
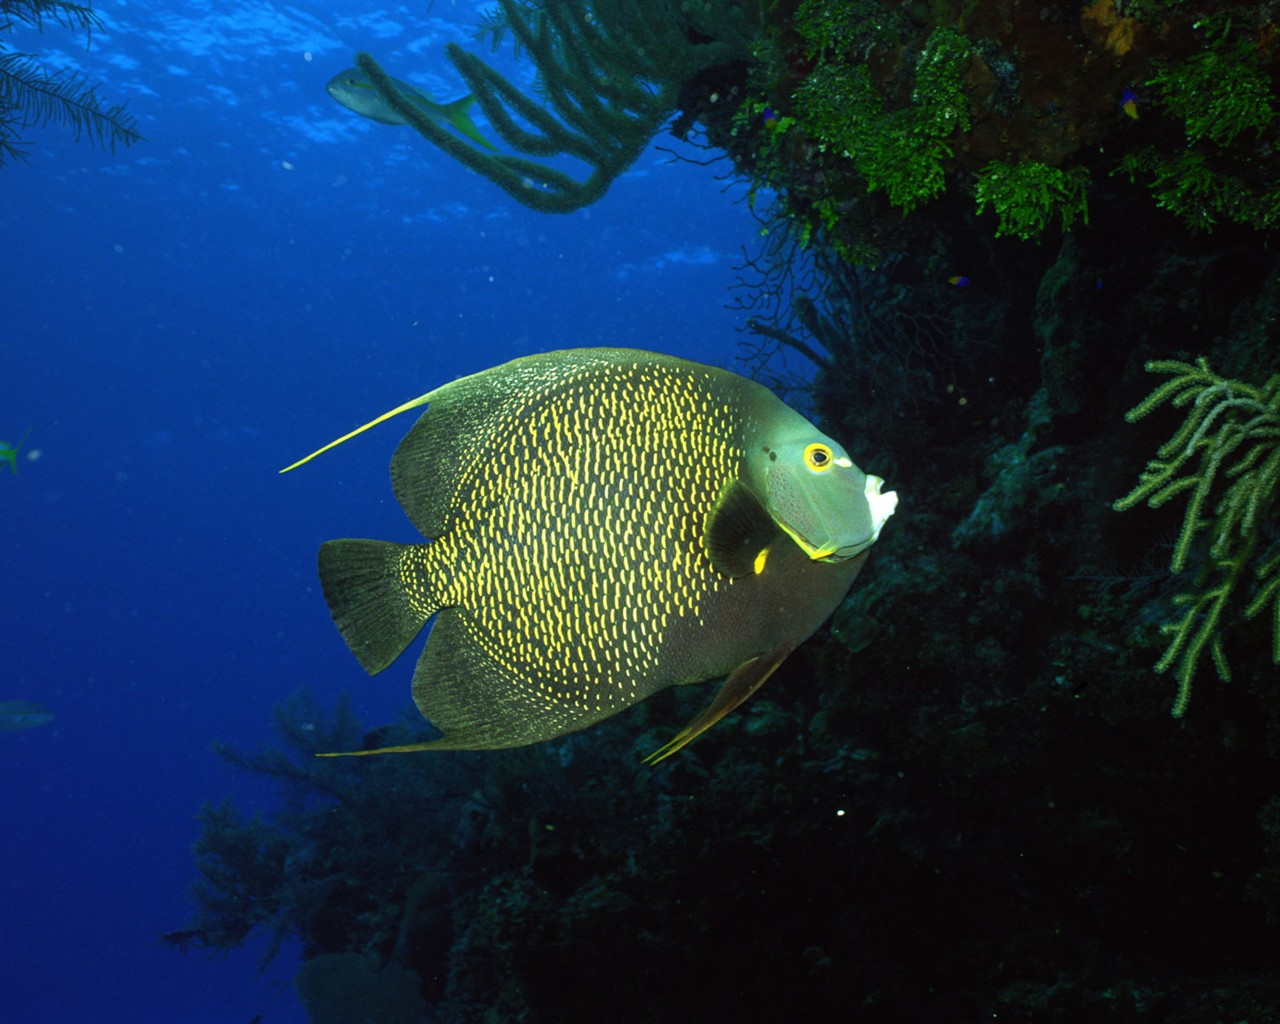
top-left (280, 390), bottom-right (434, 473)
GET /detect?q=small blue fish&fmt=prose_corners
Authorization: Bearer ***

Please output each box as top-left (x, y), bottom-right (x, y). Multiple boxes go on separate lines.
top-left (1121, 87), bottom-right (1139, 120)
top-left (948, 275), bottom-right (970, 287)
top-left (762, 106), bottom-right (779, 130)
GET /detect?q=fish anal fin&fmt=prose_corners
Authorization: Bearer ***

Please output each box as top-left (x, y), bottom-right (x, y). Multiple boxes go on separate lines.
top-left (705, 479), bottom-right (779, 578)
top-left (643, 645), bottom-right (797, 764)
top-left (406, 608), bottom-right (600, 750)
top-left (319, 539), bottom-right (436, 674)
top-left (317, 741), bottom-right (441, 758)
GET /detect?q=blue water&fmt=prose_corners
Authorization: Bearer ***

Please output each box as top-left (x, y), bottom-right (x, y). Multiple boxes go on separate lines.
top-left (0, 3), bottom-right (763, 1020)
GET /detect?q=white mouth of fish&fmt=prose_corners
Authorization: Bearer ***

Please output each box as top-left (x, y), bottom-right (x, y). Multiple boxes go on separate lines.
top-left (796, 474), bottom-right (899, 562)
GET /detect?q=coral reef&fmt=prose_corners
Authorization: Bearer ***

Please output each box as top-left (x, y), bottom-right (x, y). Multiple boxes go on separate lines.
top-left (295, 953), bottom-right (426, 1024)
top-left (175, 4), bottom-right (1280, 1021)
top-left (721, 0), bottom-right (1280, 261)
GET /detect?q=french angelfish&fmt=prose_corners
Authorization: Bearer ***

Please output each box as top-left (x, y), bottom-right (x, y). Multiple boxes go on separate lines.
top-left (326, 68), bottom-right (499, 151)
top-left (283, 349), bottom-right (897, 762)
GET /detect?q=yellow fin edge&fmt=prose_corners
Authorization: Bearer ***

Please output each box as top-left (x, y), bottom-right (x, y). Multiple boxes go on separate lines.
top-left (643, 645), bottom-right (796, 765)
top-left (279, 390), bottom-right (435, 473)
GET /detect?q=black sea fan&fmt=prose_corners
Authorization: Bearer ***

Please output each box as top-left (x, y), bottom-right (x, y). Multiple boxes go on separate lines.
top-left (0, 0), bottom-right (142, 164)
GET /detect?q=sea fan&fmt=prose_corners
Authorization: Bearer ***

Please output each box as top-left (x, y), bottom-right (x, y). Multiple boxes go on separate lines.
top-left (0, 0), bottom-right (142, 163)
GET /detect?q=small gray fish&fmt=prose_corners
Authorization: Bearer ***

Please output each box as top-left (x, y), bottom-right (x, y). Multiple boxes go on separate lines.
top-left (326, 67), bottom-right (498, 150)
top-left (0, 700), bottom-right (54, 731)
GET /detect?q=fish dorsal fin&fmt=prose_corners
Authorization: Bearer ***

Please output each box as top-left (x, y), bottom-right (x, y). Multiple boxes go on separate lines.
top-left (705, 478), bottom-right (779, 578)
top-left (279, 391), bottom-right (435, 473)
top-left (389, 358), bottom-right (574, 538)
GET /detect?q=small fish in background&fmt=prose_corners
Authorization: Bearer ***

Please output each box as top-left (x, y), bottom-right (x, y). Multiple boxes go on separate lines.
top-left (0, 427), bottom-right (32, 473)
top-left (762, 106), bottom-right (780, 130)
top-left (948, 275), bottom-right (970, 287)
top-left (283, 348), bottom-right (897, 762)
top-left (1121, 86), bottom-right (1140, 120)
top-left (0, 700), bottom-right (54, 731)
top-left (326, 67), bottom-right (498, 151)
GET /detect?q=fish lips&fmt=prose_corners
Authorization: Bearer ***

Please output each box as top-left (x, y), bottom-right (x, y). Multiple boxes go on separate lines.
top-left (785, 473), bottom-right (898, 563)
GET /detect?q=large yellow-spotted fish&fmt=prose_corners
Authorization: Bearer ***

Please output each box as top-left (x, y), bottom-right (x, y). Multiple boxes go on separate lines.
top-left (283, 349), bottom-right (897, 762)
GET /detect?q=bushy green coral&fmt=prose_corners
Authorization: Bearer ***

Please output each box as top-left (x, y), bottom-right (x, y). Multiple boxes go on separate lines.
top-left (793, 23), bottom-right (971, 214)
top-left (165, 691), bottom-right (370, 962)
top-left (1120, 148), bottom-right (1280, 232)
top-left (1114, 358), bottom-right (1280, 716)
top-left (912, 25), bottom-right (973, 136)
top-left (1116, 31), bottom-right (1280, 232)
top-left (743, 2), bottom-right (1280, 262)
top-left (1149, 39), bottom-right (1274, 147)
top-left (182, 800), bottom-right (295, 957)
top-left (792, 0), bottom-right (881, 55)
top-left (974, 161), bottom-right (1090, 240)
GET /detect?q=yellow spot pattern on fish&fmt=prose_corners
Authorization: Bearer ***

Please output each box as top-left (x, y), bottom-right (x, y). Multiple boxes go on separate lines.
top-left (421, 361), bottom-right (739, 731)
top-left (286, 348), bottom-right (896, 758)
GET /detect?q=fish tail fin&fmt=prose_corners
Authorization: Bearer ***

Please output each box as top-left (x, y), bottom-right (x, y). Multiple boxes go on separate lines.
top-left (441, 94), bottom-right (499, 151)
top-left (319, 539), bottom-right (437, 674)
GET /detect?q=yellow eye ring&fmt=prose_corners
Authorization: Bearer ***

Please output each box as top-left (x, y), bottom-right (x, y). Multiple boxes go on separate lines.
top-left (804, 443), bottom-right (834, 473)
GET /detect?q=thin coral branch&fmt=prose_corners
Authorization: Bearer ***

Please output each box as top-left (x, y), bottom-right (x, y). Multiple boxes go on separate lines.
top-left (1115, 358), bottom-right (1280, 714)
top-left (356, 0), bottom-right (753, 212)
top-left (0, 1), bottom-right (143, 165)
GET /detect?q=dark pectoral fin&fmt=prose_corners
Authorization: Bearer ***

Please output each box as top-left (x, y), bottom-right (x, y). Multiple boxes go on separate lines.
top-left (643, 645), bottom-right (797, 764)
top-left (705, 479), bottom-right (780, 578)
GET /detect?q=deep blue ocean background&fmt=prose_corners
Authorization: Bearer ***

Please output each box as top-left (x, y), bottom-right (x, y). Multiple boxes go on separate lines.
top-left (1, 3), bottom-right (769, 1020)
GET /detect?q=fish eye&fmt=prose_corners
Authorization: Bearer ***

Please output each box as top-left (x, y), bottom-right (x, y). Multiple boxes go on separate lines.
top-left (803, 443), bottom-right (833, 473)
